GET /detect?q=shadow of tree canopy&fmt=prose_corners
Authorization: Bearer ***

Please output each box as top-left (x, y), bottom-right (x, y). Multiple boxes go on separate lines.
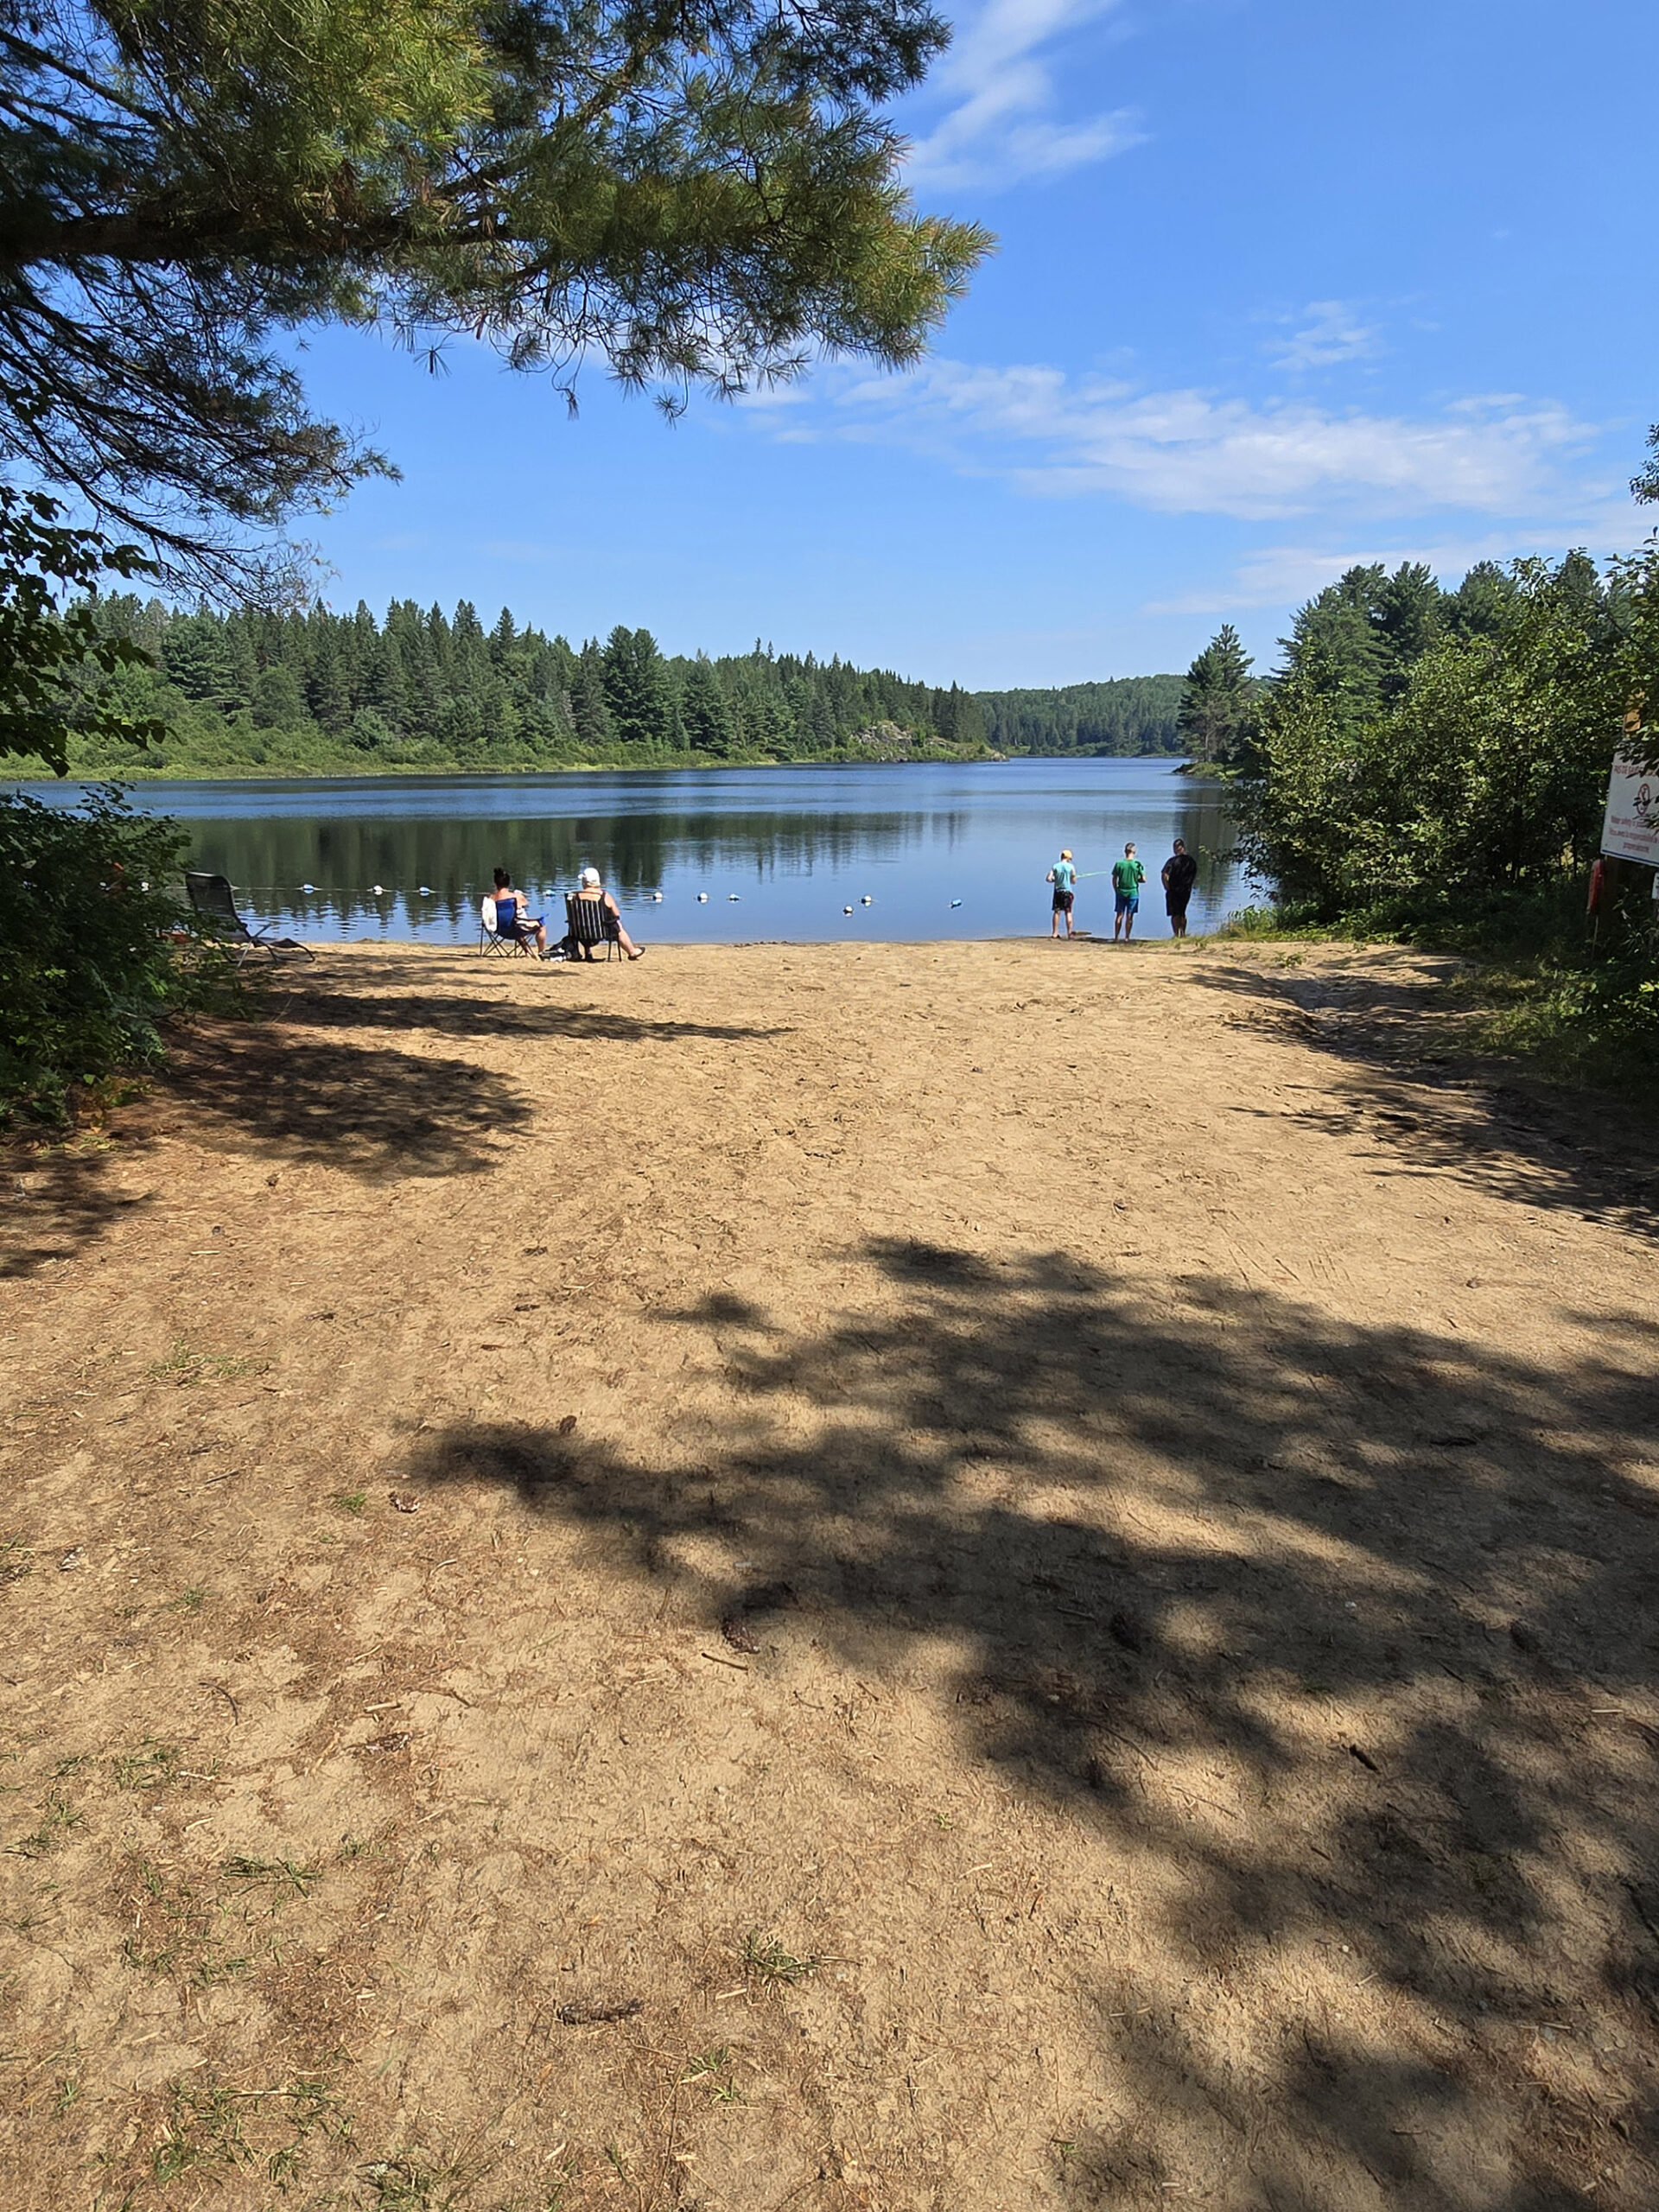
top-left (0, 956), bottom-right (786, 1273)
top-left (404, 1236), bottom-right (1659, 2207)
top-left (272, 974), bottom-right (791, 1048)
top-left (1192, 957), bottom-right (1659, 1242)
top-left (0, 1142), bottom-right (153, 1281)
top-left (159, 1016), bottom-right (530, 1179)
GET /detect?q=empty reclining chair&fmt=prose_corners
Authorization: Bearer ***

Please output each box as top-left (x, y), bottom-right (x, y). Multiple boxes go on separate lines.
top-left (185, 872), bottom-right (314, 966)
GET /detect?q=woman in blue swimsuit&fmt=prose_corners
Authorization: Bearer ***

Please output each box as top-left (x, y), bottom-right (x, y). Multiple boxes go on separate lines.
top-left (491, 868), bottom-right (549, 957)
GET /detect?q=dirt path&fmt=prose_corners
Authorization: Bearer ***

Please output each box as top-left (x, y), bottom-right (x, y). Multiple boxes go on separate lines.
top-left (3, 938), bottom-right (1657, 2211)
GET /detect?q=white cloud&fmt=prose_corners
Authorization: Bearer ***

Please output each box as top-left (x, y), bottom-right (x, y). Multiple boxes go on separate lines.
top-left (1142, 518), bottom-right (1647, 617)
top-left (1271, 301), bottom-right (1382, 372)
top-left (803, 359), bottom-right (1603, 522)
top-left (1142, 541), bottom-right (1526, 616)
top-left (906, 0), bottom-right (1144, 190)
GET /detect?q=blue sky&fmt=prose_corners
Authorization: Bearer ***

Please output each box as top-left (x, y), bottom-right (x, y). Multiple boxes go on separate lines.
top-left (296, 0), bottom-right (1659, 689)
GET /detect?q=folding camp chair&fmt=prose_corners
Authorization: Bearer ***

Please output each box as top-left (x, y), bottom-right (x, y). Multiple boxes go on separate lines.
top-left (480, 895), bottom-right (535, 957)
top-left (185, 872), bottom-right (314, 966)
top-left (564, 892), bottom-right (622, 962)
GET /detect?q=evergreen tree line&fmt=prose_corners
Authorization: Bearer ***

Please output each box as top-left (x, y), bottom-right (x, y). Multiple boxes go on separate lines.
top-left (62, 595), bottom-right (996, 773)
top-left (976, 674), bottom-right (1184, 755)
top-left (1175, 560), bottom-right (1573, 766)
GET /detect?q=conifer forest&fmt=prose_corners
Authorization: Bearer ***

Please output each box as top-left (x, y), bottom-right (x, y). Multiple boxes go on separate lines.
top-left (32, 594), bottom-right (1184, 777)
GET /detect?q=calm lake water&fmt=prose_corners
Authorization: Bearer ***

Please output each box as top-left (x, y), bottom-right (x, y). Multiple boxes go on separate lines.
top-left (17, 760), bottom-right (1249, 944)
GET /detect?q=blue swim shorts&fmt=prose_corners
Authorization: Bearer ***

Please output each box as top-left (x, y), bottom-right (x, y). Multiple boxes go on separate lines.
top-left (1115, 890), bottom-right (1139, 916)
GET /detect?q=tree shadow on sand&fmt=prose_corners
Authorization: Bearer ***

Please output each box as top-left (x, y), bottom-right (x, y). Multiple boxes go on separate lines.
top-left (1193, 957), bottom-right (1658, 1243)
top-left (0, 958), bottom-right (785, 1274)
top-left (273, 955), bottom-right (791, 1048)
top-left (0, 1016), bottom-right (531, 1274)
top-left (161, 1017), bottom-right (532, 1179)
top-left (273, 974), bottom-right (791, 1048)
top-left (404, 1236), bottom-right (1659, 2208)
top-left (0, 1144), bottom-right (155, 1281)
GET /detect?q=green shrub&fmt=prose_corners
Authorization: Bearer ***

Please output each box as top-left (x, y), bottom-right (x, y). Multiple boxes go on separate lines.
top-left (1229, 546), bottom-right (1659, 1085)
top-left (0, 785), bottom-right (232, 1122)
top-left (1236, 570), bottom-right (1619, 919)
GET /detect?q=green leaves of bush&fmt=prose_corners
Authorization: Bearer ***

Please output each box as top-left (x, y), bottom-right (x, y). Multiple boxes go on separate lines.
top-left (1235, 546), bottom-right (1659, 1082)
top-left (0, 488), bottom-right (239, 1119)
top-left (0, 785), bottom-right (230, 1122)
top-left (0, 486), bottom-right (162, 779)
top-left (1236, 553), bottom-right (1627, 916)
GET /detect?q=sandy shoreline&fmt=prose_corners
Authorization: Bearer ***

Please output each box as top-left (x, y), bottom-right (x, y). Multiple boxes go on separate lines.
top-left (3, 938), bottom-right (1656, 2209)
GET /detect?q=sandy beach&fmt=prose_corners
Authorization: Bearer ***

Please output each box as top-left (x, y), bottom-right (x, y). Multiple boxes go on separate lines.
top-left (3, 937), bottom-right (1656, 2210)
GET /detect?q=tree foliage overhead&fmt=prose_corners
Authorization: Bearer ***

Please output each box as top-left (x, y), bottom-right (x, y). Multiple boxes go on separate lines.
top-left (0, 1), bottom-right (990, 580)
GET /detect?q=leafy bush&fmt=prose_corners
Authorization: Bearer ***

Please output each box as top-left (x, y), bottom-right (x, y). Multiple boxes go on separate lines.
top-left (1230, 547), bottom-right (1659, 1084)
top-left (1235, 557), bottom-right (1622, 917)
top-left (1, 490), bottom-right (238, 1119)
top-left (0, 486), bottom-right (162, 775)
top-left (0, 786), bottom-right (230, 1122)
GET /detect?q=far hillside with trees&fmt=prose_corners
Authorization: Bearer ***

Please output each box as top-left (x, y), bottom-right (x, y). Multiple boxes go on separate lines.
top-left (2, 594), bottom-right (1198, 776)
top-left (976, 675), bottom-right (1184, 756)
top-left (12, 595), bottom-right (998, 777)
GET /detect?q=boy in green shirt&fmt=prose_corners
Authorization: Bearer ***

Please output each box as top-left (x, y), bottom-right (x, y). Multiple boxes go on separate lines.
top-left (1111, 842), bottom-right (1147, 941)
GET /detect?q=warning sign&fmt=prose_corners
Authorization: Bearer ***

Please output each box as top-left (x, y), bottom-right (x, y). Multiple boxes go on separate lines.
top-left (1601, 753), bottom-right (1659, 866)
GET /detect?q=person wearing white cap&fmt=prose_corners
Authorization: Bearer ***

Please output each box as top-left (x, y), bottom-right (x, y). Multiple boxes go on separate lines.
top-left (568, 866), bottom-right (645, 960)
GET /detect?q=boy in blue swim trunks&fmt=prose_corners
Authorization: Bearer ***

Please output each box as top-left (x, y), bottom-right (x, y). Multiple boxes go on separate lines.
top-left (1111, 842), bottom-right (1146, 942)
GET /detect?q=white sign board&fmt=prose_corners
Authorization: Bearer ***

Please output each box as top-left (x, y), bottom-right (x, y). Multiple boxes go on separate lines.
top-left (1601, 753), bottom-right (1659, 866)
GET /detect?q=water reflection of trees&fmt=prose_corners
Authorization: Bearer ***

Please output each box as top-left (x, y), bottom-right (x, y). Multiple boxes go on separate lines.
top-left (168, 777), bottom-right (1243, 936)
top-left (184, 808), bottom-right (950, 928)
top-left (1176, 781), bottom-right (1241, 919)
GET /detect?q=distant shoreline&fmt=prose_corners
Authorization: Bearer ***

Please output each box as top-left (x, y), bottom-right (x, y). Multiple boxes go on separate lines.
top-left (9, 750), bottom-right (1192, 788)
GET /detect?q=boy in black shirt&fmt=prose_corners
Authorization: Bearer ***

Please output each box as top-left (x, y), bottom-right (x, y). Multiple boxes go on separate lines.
top-left (1161, 839), bottom-right (1198, 938)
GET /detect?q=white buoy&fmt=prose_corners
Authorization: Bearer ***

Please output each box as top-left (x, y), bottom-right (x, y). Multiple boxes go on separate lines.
top-left (843, 905), bottom-right (854, 915)
top-left (301, 881), bottom-right (315, 893)
top-left (950, 899), bottom-right (963, 908)
top-left (652, 891), bottom-right (664, 902)
top-left (696, 892), bottom-right (709, 903)
top-left (417, 884), bottom-right (434, 895)
top-left (371, 884), bottom-right (384, 896)
top-left (861, 894), bottom-right (873, 906)
top-left (728, 893), bottom-right (741, 901)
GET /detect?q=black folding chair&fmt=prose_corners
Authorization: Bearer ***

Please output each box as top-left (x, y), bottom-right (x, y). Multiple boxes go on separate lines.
top-left (185, 872), bottom-right (314, 966)
top-left (564, 892), bottom-right (621, 962)
top-left (480, 895), bottom-right (535, 957)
